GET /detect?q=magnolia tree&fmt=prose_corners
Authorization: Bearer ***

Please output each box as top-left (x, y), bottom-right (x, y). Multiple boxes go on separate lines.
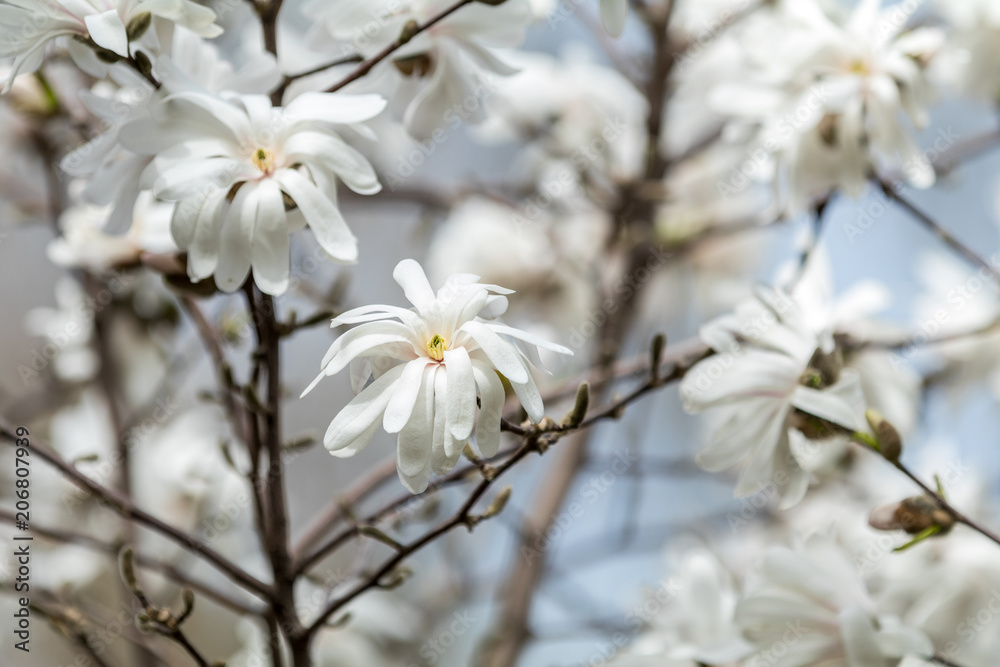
top-left (3, 0), bottom-right (1000, 665)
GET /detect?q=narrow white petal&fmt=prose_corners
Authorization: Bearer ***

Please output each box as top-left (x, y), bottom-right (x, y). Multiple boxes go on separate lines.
top-left (460, 321), bottom-right (529, 384)
top-left (324, 365), bottom-right (404, 452)
top-left (187, 189), bottom-right (228, 280)
top-left (384, 359), bottom-right (432, 434)
top-left (444, 347), bottom-right (476, 440)
top-left (85, 10), bottom-right (128, 57)
top-left (274, 168), bottom-right (358, 262)
top-left (214, 183), bottom-right (257, 292)
top-left (393, 259), bottom-right (436, 309)
top-left (250, 179), bottom-right (290, 296)
top-left (471, 360), bottom-right (503, 458)
top-left (285, 91), bottom-right (387, 124)
top-left (486, 322), bottom-right (574, 356)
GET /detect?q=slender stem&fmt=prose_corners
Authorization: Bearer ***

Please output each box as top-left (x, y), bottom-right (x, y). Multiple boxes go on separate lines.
top-left (877, 179), bottom-right (1000, 283)
top-left (123, 554), bottom-right (213, 666)
top-left (281, 54), bottom-right (364, 88)
top-left (32, 603), bottom-right (114, 667)
top-left (244, 284), bottom-right (307, 662)
top-left (290, 456), bottom-right (397, 562)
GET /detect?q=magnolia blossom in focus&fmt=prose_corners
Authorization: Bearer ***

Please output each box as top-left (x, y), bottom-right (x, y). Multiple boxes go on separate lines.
top-left (121, 91), bottom-right (385, 294)
top-left (680, 287), bottom-right (866, 508)
top-left (738, 536), bottom-right (933, 667)
top-left (0, 0), bottom-right (222, 89)
top-left (302, 259), bottom-right (572, 492)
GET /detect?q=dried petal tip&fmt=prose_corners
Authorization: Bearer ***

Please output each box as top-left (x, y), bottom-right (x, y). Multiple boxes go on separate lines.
top-left (865, 409), bottom-right (902, 462)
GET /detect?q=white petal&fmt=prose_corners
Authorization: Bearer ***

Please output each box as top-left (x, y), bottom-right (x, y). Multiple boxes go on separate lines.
top-left (285, 91), bottom-right (387, 124)
top-left (324, 364), bottom-right (405, 452)
top-left (274, 168), bottom-right (357, 262)
top-left (393, 259), bottom-right (436, 309)
top-left (250, 178), bottom-right (290, 296)
top-left (444, 346), bottom-right (476, 440)
top-left (319, 321), bottom-right (415, 375)
top-left (486, 322), bottom-right (574, 356)
top-left (839, 605), bottom-right (885, 666)
top-left (509, 367), bottom-right (544, 423)
top-left (460, 320), bottom-right (529, 384)
top-left (396, 365), bottom-right (435, 482)
top-left (85, 10), bottom-right (129, 57)
top-left (384, 359), bottom-right (432, 434)
top-left (187, 189), bottom-right (228, 280)
top-left (154, 158), bottom-right (254, 201)
top-left (214, 183), bottom-right (257, 292)
top-left (283, 130), bottom-right (381, 195)
top-left (471, 360), bottom-right (503, 458)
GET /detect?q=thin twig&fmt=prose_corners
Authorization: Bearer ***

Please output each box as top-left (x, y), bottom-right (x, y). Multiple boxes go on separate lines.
top-left (325, 0), bottom-right (476, 94)
top-left (877, 178), bottom-right (1000, 283)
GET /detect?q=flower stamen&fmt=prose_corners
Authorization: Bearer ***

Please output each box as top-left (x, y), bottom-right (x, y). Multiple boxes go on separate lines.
top-left (426, 334), bottom-right (448, 361)
top-left (252, 147), bottom-right (275, 174)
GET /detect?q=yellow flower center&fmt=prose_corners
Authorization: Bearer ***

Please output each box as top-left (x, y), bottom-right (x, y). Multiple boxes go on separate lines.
top-left (848, 59), bottom-right (870, 76)
top-left (426, 334), bottom-right (448, 361)
top-left (252, 147), bottom-right (275, 174)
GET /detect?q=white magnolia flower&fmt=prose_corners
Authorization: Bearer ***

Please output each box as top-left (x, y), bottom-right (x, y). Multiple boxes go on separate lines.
top-left (302, 259), bottom-right (572, 493)
top-left (738, 535), bottom-right (933, 667)
top-left (792, 249), bottom-right (921, 438)
top-left (120, 90), bottom-right (386, 294)
top-left (680, 287), bottom-right (866, 508)
top-left (302, 0), bottom-right (531, 139)
top-left (600, 0), bottom-right (628, 37)
top-left (60, 25), bottom-right (281, 235)
top-left (710, 0), bottom-right (943, 212)
top-left (0, 0), bottom-right (222, 90)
